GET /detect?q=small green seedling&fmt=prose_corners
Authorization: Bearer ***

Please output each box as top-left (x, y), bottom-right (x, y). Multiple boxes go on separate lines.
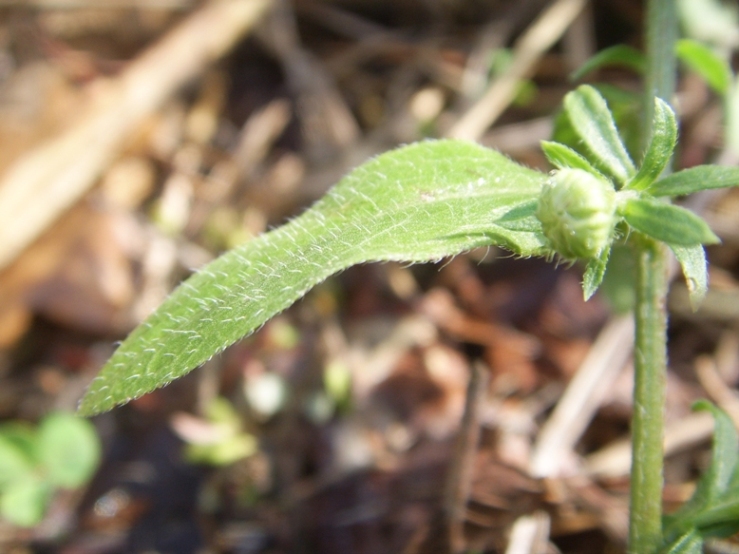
top-left (0, 412), bottom-right (100, 527)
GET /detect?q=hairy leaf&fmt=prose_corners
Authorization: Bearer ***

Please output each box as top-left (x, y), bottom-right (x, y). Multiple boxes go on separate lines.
top-left (540, 140), bottom-right (602, 175)
top-left (564, 85), bottom-right (636, 185)
top-left (583, 246), bottom-right (611, 300)
top-left (649, 165), bottom-right (739, 197)
top-left (79, 140), bottom-right (546, 415)
top-left (669, 244), bottom-right (708, 309)
top-left (627, 97), bottom-right (678, 191)
top-left (621, 196), bottom-right (720, 246)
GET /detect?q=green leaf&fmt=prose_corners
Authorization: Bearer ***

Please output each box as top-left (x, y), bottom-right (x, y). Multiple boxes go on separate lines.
top-left (582, 245), bottom-right (611, 300)
top-left (564, 85), bottom-right (636, 185)
top-left (669, 244), bottom-right (708, 309)
top-left (570, 44), bottom-right (646, 81)
top-left (621, 196), bottom-right (720, 246)
top-left (38, 413), bottom-right (100, 488)
top-left (599, 243), bottom-right (636, 313)
top-left (649, 165), bottom-right (739, 197)
top-left (0, 436), bottom-right (34, 490)
top-left (661, 529), bottom-right (703, 554)
top-left (79, 140), bottom-right (547, 415)
top-left (0, 424), bottom-right (38, 461)
top-left (692, 497), bottom-right (739, 537)
top-left (552, 86), bottom-right (642, 175)
top-left (1, 475), bottom-right (51, 527)
top-left (540, 140), bottom-right (602, 175)
top-left (664, 401), bottom-right (739, 542)
top-left (686, 401), bottom-right (737, 505)
top-left (627, 97), bottom-right (678, 191)
top-left (676, 39), bottom-right (731, 95)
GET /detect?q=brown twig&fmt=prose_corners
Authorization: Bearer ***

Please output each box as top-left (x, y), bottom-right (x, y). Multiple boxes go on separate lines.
top-left (0, 0), bottom-right (272, 270)
top-left (445, 361), bottom-right (489, 554)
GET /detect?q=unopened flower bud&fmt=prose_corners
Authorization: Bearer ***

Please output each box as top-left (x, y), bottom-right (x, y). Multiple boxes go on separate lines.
top-left (536, 168), bottom-right (616, 259)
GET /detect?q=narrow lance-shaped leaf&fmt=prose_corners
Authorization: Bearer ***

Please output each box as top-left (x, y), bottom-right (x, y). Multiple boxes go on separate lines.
top-left (79, 140), bottom-right (547, 415)
top-left (627, 97), bottom-right (678, 191)
top-left (564, 85), bottom-right (636, 185)
top-left (669, 244), bottom-right (708, 309)
top-left (582, 246), bottom-right (611, 301)
top-left (621, 196), bottom-right (720, 246)
top-left (540, 140), bottom-right (603, 176)
top-left (649, 165), bottom-right (739, 197)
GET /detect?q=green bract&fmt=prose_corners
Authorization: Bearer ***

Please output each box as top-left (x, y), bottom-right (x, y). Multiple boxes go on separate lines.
top-left (537, 169), bottom-right (616, 260)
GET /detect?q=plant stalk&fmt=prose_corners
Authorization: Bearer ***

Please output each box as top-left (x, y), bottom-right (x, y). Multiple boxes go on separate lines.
top-left (628, 0), bottom-right (677, 552)
top-left (643, 0), bottom-right (678, 128)
top-left (630, 239), bottom-right (669, 554)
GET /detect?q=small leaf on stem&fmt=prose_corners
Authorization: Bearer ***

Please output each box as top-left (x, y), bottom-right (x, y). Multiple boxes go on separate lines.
top-left (564, 85), bottom-right (636, 185)
top-left (582, 245), bottom-right (611, 300)
top-left (669, 244), bottom-right (708, 309)
top-left (540, 140), bottom-right (602, 175)
top-left (649, 165), bottom-right (739, 197)
top-left (621, 196), bottom-right (720, 246)
top-left (627, 97), bottom-right (678, 191)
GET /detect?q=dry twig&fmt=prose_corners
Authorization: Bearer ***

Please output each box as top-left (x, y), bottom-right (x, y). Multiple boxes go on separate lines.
top-left (0, 0), bottom-right (272, 270)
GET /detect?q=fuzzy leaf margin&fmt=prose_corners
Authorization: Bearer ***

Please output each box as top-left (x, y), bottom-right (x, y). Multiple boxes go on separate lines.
top-left (564, 85), bottom-right (636, 185)
top-left (79, 140), bottom-right (547, 415)
top-left (649, 165), bottom-right (739, 197)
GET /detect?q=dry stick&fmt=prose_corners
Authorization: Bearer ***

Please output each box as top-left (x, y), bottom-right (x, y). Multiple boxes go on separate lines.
top-left (529, 315), bottom-right (635, 478)
top-left (695, 355), bottom-right (739, 429)
top-left (585, 411), bottom-right (716, 479)
top-left (0, 0), bottom-right (194, 9)
top-left (445, 361), bottom-right (489, 554)
top-left (0, 0), bottom-right (272, 271)
top-left (447, 0), bottom-right (586, 140)
top-left (504, 511), bottom-right (551, 554)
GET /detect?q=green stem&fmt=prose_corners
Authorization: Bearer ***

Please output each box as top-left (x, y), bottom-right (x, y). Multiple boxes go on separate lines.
top-left (643, 0), bottom-right (678, 131)
top-left (628, 1), bottom-right (677, 552)
top-left (630, 239), bottom-right (669, 554)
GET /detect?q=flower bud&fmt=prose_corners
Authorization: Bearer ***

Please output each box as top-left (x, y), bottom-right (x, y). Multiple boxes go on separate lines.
top-left (536, 168), bottom-right (616, 259)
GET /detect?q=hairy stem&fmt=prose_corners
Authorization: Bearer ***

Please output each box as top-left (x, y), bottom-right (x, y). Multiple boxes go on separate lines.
top-left (630, 239), bottom-right (669, 554)
top-left (643, 0), bottom-right (678, 132)
top-left (628, 0), bottom-right (677, 552)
